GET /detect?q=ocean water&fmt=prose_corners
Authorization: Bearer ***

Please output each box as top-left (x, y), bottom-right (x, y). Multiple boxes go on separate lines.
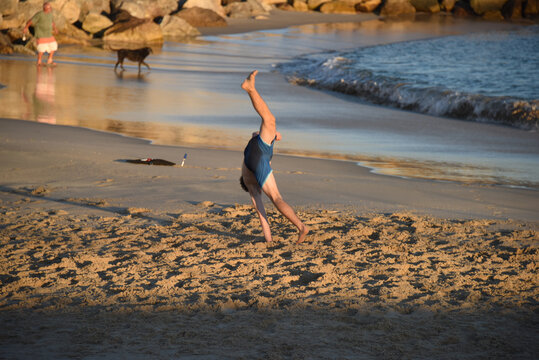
top-left (277, 26), bottom-right (539, 129)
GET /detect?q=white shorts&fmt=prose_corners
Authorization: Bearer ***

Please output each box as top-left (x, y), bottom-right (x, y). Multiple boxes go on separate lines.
top-left (36, 41), bottom-right (58, 54)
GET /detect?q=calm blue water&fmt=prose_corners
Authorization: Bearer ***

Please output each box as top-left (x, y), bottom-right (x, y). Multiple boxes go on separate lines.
top-left (277, 26), bottom-right (539, 129)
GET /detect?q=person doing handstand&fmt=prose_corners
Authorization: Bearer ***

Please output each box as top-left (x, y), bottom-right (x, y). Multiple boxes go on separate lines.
top-left (239, 70), bottom-right (309, 244)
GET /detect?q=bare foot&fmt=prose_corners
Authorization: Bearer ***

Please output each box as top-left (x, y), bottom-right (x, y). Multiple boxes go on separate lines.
top-left (47, 62), bottom-right (57, 67)
top-left (296, 225), bottom-right (309, 244)
top-left (241, 70), bottom-right (258, 92)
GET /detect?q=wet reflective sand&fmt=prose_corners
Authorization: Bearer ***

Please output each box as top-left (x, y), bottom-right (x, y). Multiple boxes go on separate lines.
top-left (1, 16), bottom-right (537, 187)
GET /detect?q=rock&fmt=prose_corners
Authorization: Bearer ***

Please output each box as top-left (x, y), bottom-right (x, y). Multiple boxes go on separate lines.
top-left (355, 0), bottom-right (382, 12)
top-left (110, 0), bottom-right (179, 19)
top-left (116, 1), bottom-right (146, 18)
top-left (51, 0), bottom-right (82, 24)
top-left (260, 0), bottom-right (287, 4)
top-left (380, 0), bottom-right (416, 16)
top-left (524, 0), bottom-right (538, 17)
top-left (56, 23), bottom-right (93, 45)
top-left (52, 9), bottom-right (71, 33)
top-left (482, 9), bottom-right (504, 18)
top-left (293, 0), bottom-right (310, 11)
top-left (176, 7), bottom-right (227, 27)
top-left (79, 0), bottom-right (111, 22)
top-left (0, 1), bottom-right (42, 30)
top-left (469, 0), bottom-right (507, 15)
top-left (501, 0), bottom-right (522, 18)
top-left (0, 0), bottom-right (18, 16)
top-left (182, 0), bottom-right (226, 18)
top-left (308, 0), bottom-right (331, 9)
top-left (225, 0), bottom-right (269, 17)
top-left (452, 0), bottom-right (475, 15)
top-left (248, 0), bottom-right (272, 14)
top-left (222, 0), bottom-right (243, 5)
top-left (82, 12), bottom-right (113, 34)
top-left (276, 2), bottom-right (296, 10)
top-left (104, 19), bottom-right (164, 44)
top-left (157, 0), bottom-right (181, 14)
top-left (0, 13), bottom-right (18, 30)
top-left (440, 0), bottom-right (456, 11)
top-left (6, 27), bottom-right (24, 42)
top-left (225, 2), bottom-right (252, 18)
top-left (319, 0), bottom-right (357, 13)
top-left (410, 0), bottom-right (440, 12)
top-left (160, 14), bottom-right (200, 37)
top-left (13, 44), bottom-right (36, 56)
top-left (0, 31), bottom-right (12, 54)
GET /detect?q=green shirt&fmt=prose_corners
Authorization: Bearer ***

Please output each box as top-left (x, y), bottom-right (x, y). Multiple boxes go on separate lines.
top-left (31, 11), bottom-right (53, 39)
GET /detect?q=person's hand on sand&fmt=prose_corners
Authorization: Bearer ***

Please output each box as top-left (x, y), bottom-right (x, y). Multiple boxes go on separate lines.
top-left (241, 70), bottom-right (258, 92)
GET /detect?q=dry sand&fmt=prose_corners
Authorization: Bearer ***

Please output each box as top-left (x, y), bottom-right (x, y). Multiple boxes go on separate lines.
top-left (1, 12), bottom-right (539, 360)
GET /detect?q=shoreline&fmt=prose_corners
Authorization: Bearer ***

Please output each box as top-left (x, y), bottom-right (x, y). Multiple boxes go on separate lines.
top-left (1, 117), bottom-right (538, 221)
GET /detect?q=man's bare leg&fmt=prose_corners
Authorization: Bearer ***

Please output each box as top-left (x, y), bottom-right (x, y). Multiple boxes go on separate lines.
top-left (37, 52), bottom-right (44, 66)
top-left (46, 51), bottom-right (56, 66)
top-left (262, 174), bottom-right (309, 244)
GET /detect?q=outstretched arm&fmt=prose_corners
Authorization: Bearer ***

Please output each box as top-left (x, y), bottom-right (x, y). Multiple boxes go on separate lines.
top-left (241, 70), bottom-right (276, 144)
top-left (23, 19), bottom-right (32, 34)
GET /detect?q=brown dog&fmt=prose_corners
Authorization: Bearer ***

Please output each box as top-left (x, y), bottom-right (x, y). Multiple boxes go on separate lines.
top-left (114, 47), bottom-right (152, 73)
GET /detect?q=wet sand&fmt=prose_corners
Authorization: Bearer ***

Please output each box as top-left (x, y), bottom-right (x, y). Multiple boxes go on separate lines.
top-left (1, 12), bottom-right (538, 360)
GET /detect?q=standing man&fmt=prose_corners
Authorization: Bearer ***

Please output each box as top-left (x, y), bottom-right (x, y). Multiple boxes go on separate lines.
top-left (23, 2), bottom-right (58, 66)
top-left (240, 70), bottom-right (309, 244)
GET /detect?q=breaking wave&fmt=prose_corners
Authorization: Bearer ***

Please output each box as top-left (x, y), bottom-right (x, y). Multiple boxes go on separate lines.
top-left (276, 26), bottom-right (539, 130)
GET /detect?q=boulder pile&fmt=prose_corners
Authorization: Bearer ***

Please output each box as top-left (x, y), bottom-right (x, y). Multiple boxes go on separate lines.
top-left (0, 0), bottom-right (537, 54)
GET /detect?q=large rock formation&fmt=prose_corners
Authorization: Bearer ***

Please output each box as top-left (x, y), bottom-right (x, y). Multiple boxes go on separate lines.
top-left (524, 0), bottom-right (538, 17)
top-left (79, 0), bottom-right (111, 22)
top-left (109, 0), bottom-right (179, 19)
top-left (469, 0), bottom-right (507, 14)
top-left (50, 0), bottom-right (82, 24)
top-left (355, 0), bottom-right (382, 12)
top-left (176, 7), bottom-right (227, 27)
top-left (160, 14), bottom-right (201, 37)
top-left (104, 19), bottom-right (164, 43)
top-left (82, 11), bottom-right (113, 33)
top-left (0, 0), bottom-right (18, 16)
top-left (0, 32), bottom-right (13, 54)
top-left (380, 0), bottom-right (417, 15)
top-left (293, 0), bottom-right (310, 11)
top-left (308, 0), bottom-right (331, 9)
top-left (440, 0), bottom-right (456, 11)
top-left (182, 0), bottom-right (226, 18)
top-left (410, 0), bottom-right (440, 12)
top-left (225, 2), bottom-right (253, 18)
top-left (319, 1), bottom-right (358, 13)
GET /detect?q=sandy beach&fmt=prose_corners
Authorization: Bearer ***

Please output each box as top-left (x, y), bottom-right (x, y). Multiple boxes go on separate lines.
top-left (1, 11), bottom-right (538, 359)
